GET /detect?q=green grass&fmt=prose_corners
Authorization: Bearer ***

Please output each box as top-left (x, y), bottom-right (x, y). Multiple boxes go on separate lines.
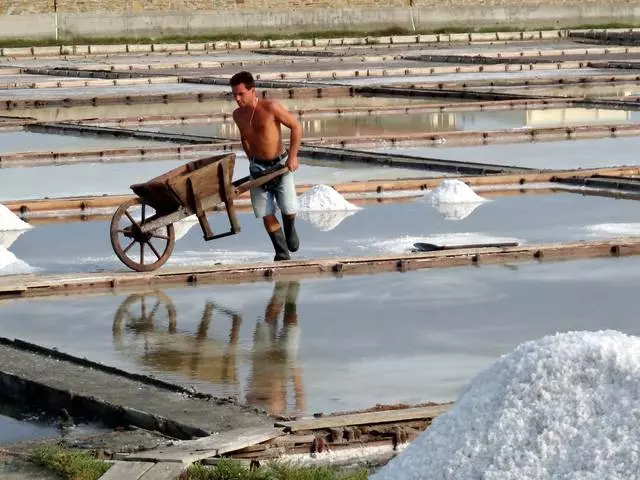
top-left (30, 445), bottom-right (110, 480)
top-left (2, 22), bottom-right (640, 48)
top-left (185, 458), bottom-right (369, 480)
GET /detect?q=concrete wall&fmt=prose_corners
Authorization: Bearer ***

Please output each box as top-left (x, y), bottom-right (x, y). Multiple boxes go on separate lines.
top-left (0, 4), bottom-right (639, 40)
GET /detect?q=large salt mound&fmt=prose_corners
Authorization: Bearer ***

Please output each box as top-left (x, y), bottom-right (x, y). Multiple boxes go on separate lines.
top-left (426, 179), bottom-right (488, 205)
top-left (0, 246), bottom-right (33, 275)
top-left (0, 203), bottom-right (32, 231)
top-left (372, 330), bottom-right (640, 480)
top-left (297, 185), bottom-right (360, 212)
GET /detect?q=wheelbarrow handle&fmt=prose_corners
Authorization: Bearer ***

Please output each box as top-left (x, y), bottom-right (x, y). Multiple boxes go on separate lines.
top-left (233, 165), bottom-right (290, 196)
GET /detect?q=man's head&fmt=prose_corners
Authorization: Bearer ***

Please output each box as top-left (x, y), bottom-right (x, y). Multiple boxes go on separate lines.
top-left (230, 71), bottom-right (256, 108)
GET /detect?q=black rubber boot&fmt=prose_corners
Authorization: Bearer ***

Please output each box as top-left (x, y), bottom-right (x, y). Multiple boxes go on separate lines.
top-left (283, 215), bottom-right (300, 253)
top-left (268, 228), bottom-right (290, 261)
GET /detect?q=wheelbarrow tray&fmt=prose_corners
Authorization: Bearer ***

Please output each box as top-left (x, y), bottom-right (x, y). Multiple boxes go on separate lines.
top-left (129, 153), bottom-right (236, 215)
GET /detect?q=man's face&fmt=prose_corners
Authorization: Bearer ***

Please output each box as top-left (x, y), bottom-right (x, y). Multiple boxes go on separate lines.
top-left (232, 83), bottom-right (255, 108)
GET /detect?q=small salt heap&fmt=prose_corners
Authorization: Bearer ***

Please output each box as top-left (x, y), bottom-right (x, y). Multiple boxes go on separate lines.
top-left (425, 179), bottom-right (488, 220)
top-left (297, 185), bottom-right (360, 212)
top-left (373, 330), bottom-right (640, 480)
top-left (297, 185), bottom-right (361, 231)
top-left (0, 247), bottom-right (32, 275)
top-left (0, 203), bottom-right (33, 231)
top-left (0, 203), bottom-right (34, 275)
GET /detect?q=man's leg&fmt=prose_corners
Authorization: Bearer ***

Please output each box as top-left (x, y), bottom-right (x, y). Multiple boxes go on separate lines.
top-left (263, 214), bottom-right (290, 261)
top-left (251, 186), bottom-right (290, 261)
top-left (275, 171), bottom-right (299, 252)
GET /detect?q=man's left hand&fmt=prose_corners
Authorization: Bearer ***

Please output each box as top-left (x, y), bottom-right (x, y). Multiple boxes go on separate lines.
top-left (286, 155), bottom-right (299, 172)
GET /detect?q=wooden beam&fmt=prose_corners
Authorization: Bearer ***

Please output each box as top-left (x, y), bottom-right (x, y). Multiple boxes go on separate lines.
top-left (2, 238), bottom-right (640, 299)
top-left (276, 404), bottom-right (451, 432)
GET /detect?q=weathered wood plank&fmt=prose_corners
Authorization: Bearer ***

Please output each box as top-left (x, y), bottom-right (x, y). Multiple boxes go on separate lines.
top-left (276, 404), bottom-right (451, 432)
top-left (117, 427), bottom-right (285, 464)
top-left (99, 461), bottom-right (154, 480)
top-left (138, 462), bottom-right (186, 480)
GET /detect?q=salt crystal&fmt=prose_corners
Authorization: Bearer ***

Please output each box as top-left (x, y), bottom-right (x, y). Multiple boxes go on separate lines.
top-left (426, 179), bottom-right (488, 205)
top-left (298, 185), bottom-right (361, 212)
top-left (0, 203), bottom-right (32, 231)
top-left (373, 330), bottom-right (640, 480)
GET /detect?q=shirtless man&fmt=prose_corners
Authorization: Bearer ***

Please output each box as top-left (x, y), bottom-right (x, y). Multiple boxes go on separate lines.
top-left (230, 71), bottom-right (302, 261)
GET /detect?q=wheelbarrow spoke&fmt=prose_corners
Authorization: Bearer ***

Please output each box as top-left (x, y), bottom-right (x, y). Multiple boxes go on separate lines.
top-left (124, 210), bottom-right (138, 227)
top-left (140, 242), bottom-right (145, 265)
top-left (141, 203), bottom-right (147, 223)
top-left (152, 233), bottom-right (169, 240)
top-left (122, 239), bottom-right (136, 254)
top-left (145, 240), bottom-right (162, 260)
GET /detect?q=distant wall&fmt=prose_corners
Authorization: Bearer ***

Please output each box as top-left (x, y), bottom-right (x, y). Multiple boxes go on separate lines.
top-left (0, 2), bottom-right (639, 40)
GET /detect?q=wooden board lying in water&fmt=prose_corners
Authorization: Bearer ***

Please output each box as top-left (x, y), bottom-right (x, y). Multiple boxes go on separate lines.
top-left (413, 241), bottom-right (519, 252)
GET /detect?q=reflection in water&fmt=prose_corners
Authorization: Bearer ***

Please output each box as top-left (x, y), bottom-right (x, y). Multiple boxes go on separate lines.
top-left (217, 113), bottom-right (457, 138)
top-left (112, 291), bottom-right (240, 395)
top-left (112, 282), bottom-right (305, 415)
top-left (247, 281), bottom-right (304, 416)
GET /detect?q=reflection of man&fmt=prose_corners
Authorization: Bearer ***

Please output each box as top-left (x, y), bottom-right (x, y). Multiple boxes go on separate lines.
top-left (246, 281), bottom-right (305, 416)
top-left (230, 71), bottom-right (302, 261)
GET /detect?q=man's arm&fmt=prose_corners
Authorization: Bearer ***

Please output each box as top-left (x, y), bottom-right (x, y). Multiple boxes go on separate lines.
top-left (270, 102), bottom-right (302, 171)
top-left (233, 110), bottom-right (251, 157)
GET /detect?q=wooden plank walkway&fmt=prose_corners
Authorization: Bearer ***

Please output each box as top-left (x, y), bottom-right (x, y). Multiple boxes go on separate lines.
top-left (99, 461), bottom-right (185, 480)
top-left (115, 427), bottom-right (285, 463)
top-left (1, 238), bottom-right (640, 299)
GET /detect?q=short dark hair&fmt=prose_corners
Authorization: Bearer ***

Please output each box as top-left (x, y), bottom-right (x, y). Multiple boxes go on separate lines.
top-left (230, 71), bottom-right (255, 89)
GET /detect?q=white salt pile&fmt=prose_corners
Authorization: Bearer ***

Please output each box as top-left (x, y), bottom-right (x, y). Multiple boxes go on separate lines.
top-left (0, 203), bottom-right (32, 231)
top-left (372, 330), bottom-right (640, 480)
top-left (0, 246), bottom-right (33, 275)
top-left (0, 230), bottom-right (26, 250)
top-left (297, 185), bottom-right (361, 212)
top-left (426, 179), bottom-right (488, 205)
top-left (585, 223), bottom-right (640, 237)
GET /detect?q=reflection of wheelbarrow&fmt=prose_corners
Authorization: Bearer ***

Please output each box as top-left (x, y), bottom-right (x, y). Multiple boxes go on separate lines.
top-left (113, 293), bottom-right (242, 387)
top-left (110, 153), bottom-right (287, 272)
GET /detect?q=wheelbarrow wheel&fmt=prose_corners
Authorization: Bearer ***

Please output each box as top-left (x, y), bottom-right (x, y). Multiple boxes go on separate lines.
top-left (110, 198), bottom-right (175, 272)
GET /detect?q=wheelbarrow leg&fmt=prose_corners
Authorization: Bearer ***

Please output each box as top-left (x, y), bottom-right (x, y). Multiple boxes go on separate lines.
top-left (219, 161), bottom-right (241, 234)
top-left (187, 177), bottom-right (216, 240)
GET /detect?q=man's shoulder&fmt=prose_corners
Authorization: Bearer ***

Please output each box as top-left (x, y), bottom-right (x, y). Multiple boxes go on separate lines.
top-left (262, 99), bottom-right (285, 112)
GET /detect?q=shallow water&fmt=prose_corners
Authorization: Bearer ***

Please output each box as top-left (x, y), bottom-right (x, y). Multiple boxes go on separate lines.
top-left (3, 256), bottom-right (640, 416)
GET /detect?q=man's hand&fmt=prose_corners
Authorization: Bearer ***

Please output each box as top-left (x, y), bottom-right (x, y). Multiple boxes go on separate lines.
top-left (286, 154), bottom-right (299, 172)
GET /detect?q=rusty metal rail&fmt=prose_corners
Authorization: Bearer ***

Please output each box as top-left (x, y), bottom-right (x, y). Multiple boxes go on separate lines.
top-left (6, 166), bottom-right (640, 216)
top-left (552, 174), bottom-right (640, 192)
top-left (25, 122), bottom-right (230, 143)
top-left (0, 142), bottom-right (237, 167)
top-left (0, 86), bottom-right (351, 111)
top-left (1, 238), bottom-right (639, 300)
top-left (302, 145), bottom-right (531, 174)
top-left (302, 122), bottom-right (640, 148)
top-left (4, 122), bottom-right (640, 168)
top-left (406, 73), bottom-right (640, 90)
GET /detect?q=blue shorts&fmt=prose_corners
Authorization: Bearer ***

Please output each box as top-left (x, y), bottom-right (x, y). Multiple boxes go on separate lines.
top-left (248, 156), bottom-right (298, 219)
